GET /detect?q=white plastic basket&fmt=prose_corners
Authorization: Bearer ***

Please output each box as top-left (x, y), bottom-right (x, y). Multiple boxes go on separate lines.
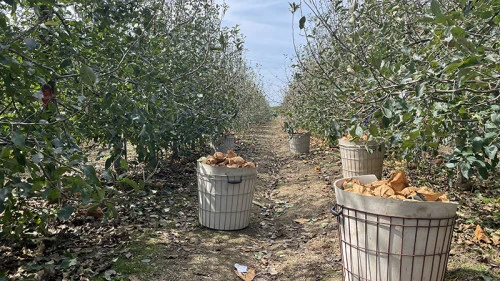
top-left (197, 162), bottom-right (257, 230)
top-left (332, 175), bottom-right (458, 281)
top-left (338, 139), bottom-right (385, 179)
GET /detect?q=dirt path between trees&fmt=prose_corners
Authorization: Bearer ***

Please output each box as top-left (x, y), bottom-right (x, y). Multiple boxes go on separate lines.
top-left (5, 119), bottom-right (498, 281)
top-left (141, 120), bottom-right (344, 281)
top-left (107, 119), bottom-right (499, 281)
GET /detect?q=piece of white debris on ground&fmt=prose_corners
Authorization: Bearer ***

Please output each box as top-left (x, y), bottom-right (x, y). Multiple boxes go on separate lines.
top-left (234, 263), bottom-right (248, 273)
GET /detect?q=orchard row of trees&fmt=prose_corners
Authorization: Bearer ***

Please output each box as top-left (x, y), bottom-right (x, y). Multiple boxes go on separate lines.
top-left (0, 0), bottom-right (272, 239)
top-left (284, 0), bottom-right (499, 183)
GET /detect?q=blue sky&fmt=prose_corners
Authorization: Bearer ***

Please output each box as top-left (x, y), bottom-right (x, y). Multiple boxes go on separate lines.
top-left (219, 0), bottom-right (308, 106)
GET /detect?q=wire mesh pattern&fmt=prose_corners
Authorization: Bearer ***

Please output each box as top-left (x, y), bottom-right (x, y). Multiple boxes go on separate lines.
top-left (197, 172), bottom-right (256, 230)
top-left (289, 132), bottom-right (311, 154)
top-left (339, 142), bottom-right (385, 179)
top-left (335, 204), bottom-right (456, 281)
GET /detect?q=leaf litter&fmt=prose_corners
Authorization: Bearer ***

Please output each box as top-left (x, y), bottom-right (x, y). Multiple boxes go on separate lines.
top-left (1, 122), bottom-right (499, 280)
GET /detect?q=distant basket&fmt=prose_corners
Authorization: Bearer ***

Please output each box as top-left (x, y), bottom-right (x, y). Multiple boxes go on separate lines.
top-left (332, 175), bottom-right (458, 281)
top-left (197, 162), bottom-right (257, 230)
top-left (338, 139), bottom-right (385, 179)
top-left (215, 135), bottom-right (235, 152)
top-left (289, 132), bottom-right (311, 154)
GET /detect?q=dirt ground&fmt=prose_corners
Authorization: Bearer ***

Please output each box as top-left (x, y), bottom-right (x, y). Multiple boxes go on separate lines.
top-left (2, 119), bottom-right (499, 281)
top-left (108, 119), bottom-right (498, 281)
top-left (136, 121), bottom-right (345, 281)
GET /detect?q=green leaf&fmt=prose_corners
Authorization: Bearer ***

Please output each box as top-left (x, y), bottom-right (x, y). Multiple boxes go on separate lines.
top-left (445, 162), bottom-right (456, 168)
top-left (289, 2), bottom-right (300, 13)
top-left (80, 66), bottom-right (97, 86)
top-left (31, 153), bottom-right (44, 164)
top-left (54, 167), bottom-right (70, 178)
top-left (368, 123), bottom-right (378, 137)
top-left (459, 162), bottom-right (471, 179)
top-left (382, 107), bottom-right (393, 118)
top-left (494, 14), bottom-right (500, 25)
top-left (416, 82), bottom-right (426, 97)
top-left (44, 188), bottom-right (61, 202)
top-left (11, 131), bottom-right (25, 147)
top-left (444, 61), bottom-right (462, 74)
top-left (105, 157), bottom-right (113, 170)
top-left (460, 56), bottom-right (480, 68)
top-left (430, 0), bottom-right (442, 16)
top-left (477, 167), bottom-right (489, 180)
top-left (472, 137), bottom-right (483, 152)
top-left (13, 148), bottom-right (26, 166)
top-left (57, 205), bottom-right (75, 221)
top-left (119, 178), bottom-right (139, 191)
top-left (491, 113), bottom-right (500, 125)
top-left (44, 21), bottom-right (59, 26)
top-left (451, 27), bottom-right (466, 38)
top-left (484, 145), bottom-right (498, 159)
top-left (23, 38), bottom-right (38, 49)
top-left (60, 59), bottom-right (72, 69)
top-left (355, 125), bottom-right (363, 137)
top-left (408, 130), bottom-right (419, 140)
top-left (12, 182), bottom-right (31, 195)
top-left (92, 187), bottom-right (105, 202)
top-left (60, 257), bottom-right (77, 268)
top-left (426, 142), bottom-right (439, 148)
top-left (299, 16), bottom-right (306, 29)
top-left (119, 158), bottom-right (128, 170)
top-left (83, 165), bottom-right (101, 186)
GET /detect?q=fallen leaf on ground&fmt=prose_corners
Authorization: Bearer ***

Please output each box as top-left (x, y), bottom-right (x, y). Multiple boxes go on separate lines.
top-left (234, 268), bottom-right (255, 281)
top-left (293, 218), bottom-right (309, 224)
top-left (129, 275), bottom-right (141, 281)
top-left (87, 206), bottom-right (104, 219)
top-left (474, 225), bottom-right (491, 244)
top-left (268, 267), bottom-right (278, 275)
top-left (492, 234), bottom-right (500, 246)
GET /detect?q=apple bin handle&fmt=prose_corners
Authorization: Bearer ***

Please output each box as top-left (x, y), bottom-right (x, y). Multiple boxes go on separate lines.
top-left (330, 204), bottom-right (343, 217)
top-left (227, 176), bottom-right (243, 184)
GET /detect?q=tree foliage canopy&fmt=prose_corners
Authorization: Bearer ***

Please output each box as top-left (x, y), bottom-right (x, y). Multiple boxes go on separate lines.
top-left (284, 0), bottom-right (499, 182)
top-left (0, 0), bottom-right (272, 239)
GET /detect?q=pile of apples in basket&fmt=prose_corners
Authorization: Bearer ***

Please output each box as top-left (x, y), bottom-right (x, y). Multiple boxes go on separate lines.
top-left (198, 150), bottom-right (256, 169)
top-left (342, 171), bottom-right (449, 202)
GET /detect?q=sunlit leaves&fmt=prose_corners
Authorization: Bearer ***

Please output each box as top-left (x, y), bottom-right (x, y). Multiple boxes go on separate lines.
top-left (80, 66), bottom-right (97, 86)
top-left (430, 0), bottom-right (442, 16)
top-left (284, 0), bottom-right (499, 181)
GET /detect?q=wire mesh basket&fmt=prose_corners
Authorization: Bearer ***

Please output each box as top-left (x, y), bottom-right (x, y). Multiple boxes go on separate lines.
top-left (332, 175), bottom-right (458, 281)
top-left (197, 162), bottom-right (257, 230)
top-left (289, 132), bottom-right (311, 154)
top-left (338, 139), bottom-right (385, 179)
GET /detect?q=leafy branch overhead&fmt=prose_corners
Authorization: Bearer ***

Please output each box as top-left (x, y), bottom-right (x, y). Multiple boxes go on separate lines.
top-left (0, 0), bottom-right (272, 240)
top-left (284, 0), bottom-right (500, 182)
